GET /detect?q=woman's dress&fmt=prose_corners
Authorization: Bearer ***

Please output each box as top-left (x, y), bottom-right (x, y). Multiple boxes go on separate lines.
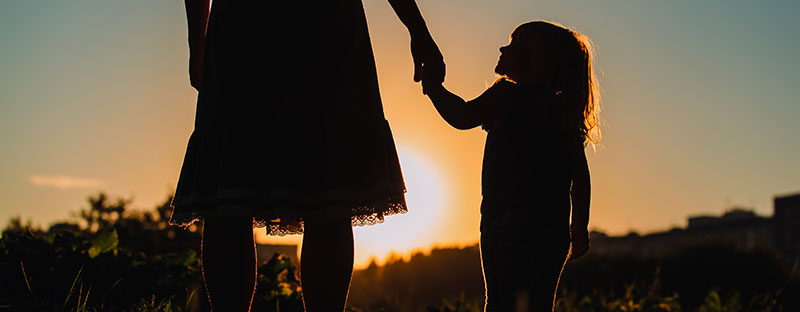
top-left (169, 0), bottom-right (407, 235)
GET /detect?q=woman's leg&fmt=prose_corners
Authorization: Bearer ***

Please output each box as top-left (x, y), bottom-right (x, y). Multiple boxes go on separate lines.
top-left (301, 214), bottom-right (354, 312)
top-left (201, 216), bottom-right (257, 312)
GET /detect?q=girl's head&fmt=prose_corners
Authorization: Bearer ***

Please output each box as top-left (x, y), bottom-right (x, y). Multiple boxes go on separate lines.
top-left (496, 21), bottom-right (600, 144)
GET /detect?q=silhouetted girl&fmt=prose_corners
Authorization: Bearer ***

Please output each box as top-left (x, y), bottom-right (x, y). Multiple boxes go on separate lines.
top-left (422, 21), bottom-right (599, 311)
top-left (170, 0), bottom-right (443, 311)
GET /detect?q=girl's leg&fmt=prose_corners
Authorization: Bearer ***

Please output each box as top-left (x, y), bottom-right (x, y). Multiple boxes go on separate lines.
top-left (201, 216), bottom-right (257, 312)
top-left (480, 229), bottom-right (517, 312)
top-left (480, 207), bottom-right (570, 312)
top-left (523, 237), bottom-right (569, 312)
top-left (301, 214), bottom-right (354, 312)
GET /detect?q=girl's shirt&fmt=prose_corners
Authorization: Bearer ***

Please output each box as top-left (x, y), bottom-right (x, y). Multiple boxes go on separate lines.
top-left (478, 79), bottom-right (582, 219)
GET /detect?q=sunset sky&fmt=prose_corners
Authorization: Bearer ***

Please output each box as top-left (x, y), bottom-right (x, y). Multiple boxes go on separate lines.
top-left (1, 0), bottom-right (799, 268)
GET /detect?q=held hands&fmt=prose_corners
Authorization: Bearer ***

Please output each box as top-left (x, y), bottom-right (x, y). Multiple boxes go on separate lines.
top-left (421, 57), bottom-right (445, 95)
top-left (569, 225), bottom-right (590, 260)
top-left (411, 34), bottom-right (445, 94)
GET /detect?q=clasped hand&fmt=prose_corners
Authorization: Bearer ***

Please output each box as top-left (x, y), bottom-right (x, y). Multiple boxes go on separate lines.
top-left (411, 34), bottom-right (445, 94)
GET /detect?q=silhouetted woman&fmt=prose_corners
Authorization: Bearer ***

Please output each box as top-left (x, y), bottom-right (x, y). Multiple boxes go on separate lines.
top-left (421, 21), bottom-right (599, 311)
top-left (170, 0), bottom-right (443, 311)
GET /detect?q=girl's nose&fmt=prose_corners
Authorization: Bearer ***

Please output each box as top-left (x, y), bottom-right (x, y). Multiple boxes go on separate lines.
top-left (499, 45), bottom-right (507, 53)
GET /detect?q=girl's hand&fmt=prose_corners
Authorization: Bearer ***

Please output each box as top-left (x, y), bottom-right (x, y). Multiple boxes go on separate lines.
top-left (569, 225), bottom-right (590, 260)
top-left (421, 57), bottom-right (445, 95)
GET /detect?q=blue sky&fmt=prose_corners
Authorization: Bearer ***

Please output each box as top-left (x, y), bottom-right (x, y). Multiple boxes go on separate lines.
top-left (1, 0), bottom-right (799, 265)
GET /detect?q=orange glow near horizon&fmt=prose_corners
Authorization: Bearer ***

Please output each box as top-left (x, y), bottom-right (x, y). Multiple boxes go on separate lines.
top-left (352, 147), bottom-right (450, 268)
top-left (256, 147), bottom-right (453, 269)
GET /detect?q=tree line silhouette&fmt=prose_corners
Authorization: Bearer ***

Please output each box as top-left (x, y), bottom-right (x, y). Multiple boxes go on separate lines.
top-left (1, 191), bottom-right (797, 311)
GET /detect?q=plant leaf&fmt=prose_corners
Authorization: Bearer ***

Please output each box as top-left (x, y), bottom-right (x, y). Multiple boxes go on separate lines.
top-left (88, 230), bottom-right (118, 258)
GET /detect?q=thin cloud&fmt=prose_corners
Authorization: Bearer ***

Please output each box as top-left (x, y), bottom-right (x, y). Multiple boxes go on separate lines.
top-left (28, 175), bottom-right (104, 189)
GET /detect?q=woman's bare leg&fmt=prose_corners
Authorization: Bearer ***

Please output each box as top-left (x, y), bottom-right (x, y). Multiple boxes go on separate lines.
top-left (201, 216), bottom-right (256, 312)
top-left (301, 214), bottom-right (354, 311)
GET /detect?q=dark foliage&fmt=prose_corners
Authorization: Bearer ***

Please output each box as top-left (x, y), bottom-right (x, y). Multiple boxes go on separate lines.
top-left (0, 228), bottom-right (201, 311)
top-left (2, 191), bottom-right (797, 311)
top-left (349, 242), bottom-right (797, 312)
top-left (560, 244), bottom-right (799, 311)
top-left (0, 192), bottom-right (303, 312)
top-left (252, 253), bottom-right (304, 312)
top-left (349, 246), bottom-right (485, 311)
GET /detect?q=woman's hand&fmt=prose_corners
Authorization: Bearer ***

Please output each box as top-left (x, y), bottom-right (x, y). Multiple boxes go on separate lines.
top-left (411, 34), bottom-right (444, 84)
top-left (569, 225), bottom-right (590, 260)
top-left (420, 44), bottom-right (445, 95)
top-left (385, 0), bottom-right (443, 87)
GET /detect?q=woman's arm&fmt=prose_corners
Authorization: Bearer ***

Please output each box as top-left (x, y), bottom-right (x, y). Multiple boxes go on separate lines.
top-left (386, 0), bottom-right (443, 84)
top-left (569, 145), bottom-right (591, 259)
top-left (185, 0), bottom-right (210, 90)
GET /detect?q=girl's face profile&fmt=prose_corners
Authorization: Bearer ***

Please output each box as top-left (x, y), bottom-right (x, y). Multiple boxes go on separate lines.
top-left (495, 36), bottom-right (533, 83)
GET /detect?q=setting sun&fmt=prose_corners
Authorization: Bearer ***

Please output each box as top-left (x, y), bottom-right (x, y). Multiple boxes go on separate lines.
top-left (353, 148), bottom-right (449, 268)
top-left (254, 147), bottom-right (449, 268)
top-left (3, 0), bottom-right (800, 310)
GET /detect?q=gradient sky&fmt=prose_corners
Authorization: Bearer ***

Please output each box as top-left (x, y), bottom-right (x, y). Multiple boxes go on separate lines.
top-left (1, 0), bottom-right (799, 268)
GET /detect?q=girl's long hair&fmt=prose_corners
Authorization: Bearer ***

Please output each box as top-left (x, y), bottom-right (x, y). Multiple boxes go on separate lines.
top-left (511, 21), bottom-right (601, 145)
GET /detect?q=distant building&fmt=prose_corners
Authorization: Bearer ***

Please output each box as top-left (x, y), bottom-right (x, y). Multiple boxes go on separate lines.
top-left (774, 193), bottom-right (800, 255)
top-left (590, 192), bottom-right (800, 258)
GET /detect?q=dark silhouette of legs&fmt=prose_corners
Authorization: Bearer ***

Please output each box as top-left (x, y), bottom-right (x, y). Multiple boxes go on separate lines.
top-left (481, 232), bottom-right (568, 311)
top-left (480, 207), bottom-right (570, 312)
top-left (201, 216), bottom-right (256, 312)
top-left (481, 231), bottom-right (517, 311)
top-left (301, 214), bottom-right (354, 312)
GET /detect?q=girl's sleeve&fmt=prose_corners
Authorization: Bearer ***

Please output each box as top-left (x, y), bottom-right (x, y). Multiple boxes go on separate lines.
top-left (468, 79), bottom-right (514, 130)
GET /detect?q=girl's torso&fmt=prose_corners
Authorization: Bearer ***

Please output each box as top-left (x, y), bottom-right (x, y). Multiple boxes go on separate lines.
top-left (480, 81), bottom-right (581, 221)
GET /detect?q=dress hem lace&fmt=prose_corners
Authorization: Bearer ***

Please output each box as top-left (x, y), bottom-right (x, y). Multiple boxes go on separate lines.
top-left (168, 192), bottom-right (407, 236)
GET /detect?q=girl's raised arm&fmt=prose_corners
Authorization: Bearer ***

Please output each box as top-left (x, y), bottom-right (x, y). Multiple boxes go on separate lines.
top-left (423, 79), bottom-right (511, 130)
top-left (185, 0), bottom-right (210, 90)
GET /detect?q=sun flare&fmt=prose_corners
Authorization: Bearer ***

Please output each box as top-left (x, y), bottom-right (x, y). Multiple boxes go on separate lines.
top-left (351, 148), bottom-right (448, 267)
top-left (255, 147), bottom-right (448, 268)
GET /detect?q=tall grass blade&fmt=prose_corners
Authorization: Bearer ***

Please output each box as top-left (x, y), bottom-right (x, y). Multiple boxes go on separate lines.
top-left (63, 266), bottom-right (84, 308)
top-left (184, 288), bottom-right (197, 311)
top-left (19, 261), bottom-right (32, 295)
